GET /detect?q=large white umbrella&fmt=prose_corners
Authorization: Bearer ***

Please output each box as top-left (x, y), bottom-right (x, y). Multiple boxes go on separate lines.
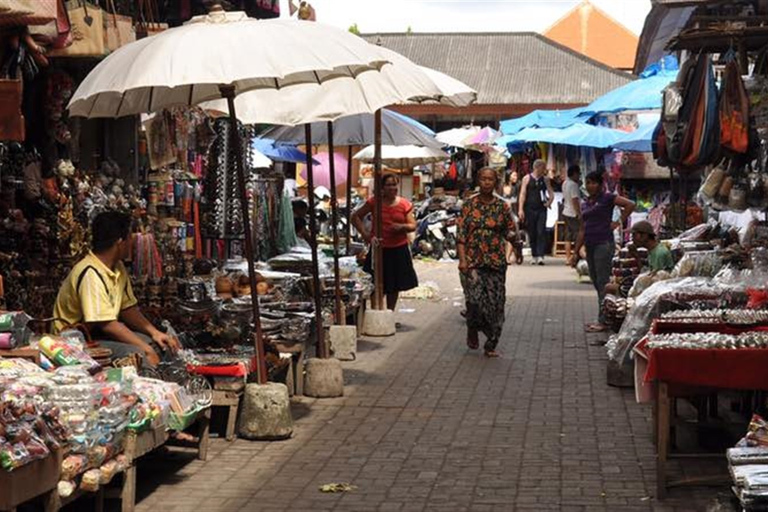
top-left (353, 145), bottom-right (449, 168)
top-left (68, 11), bottom-right (394, 118)
top-left (436, 126), bottom-right (481, 148)
top-left (259, 109), bottom-right (441, 147)
top-left (201, 48), bottom-right (476, 126)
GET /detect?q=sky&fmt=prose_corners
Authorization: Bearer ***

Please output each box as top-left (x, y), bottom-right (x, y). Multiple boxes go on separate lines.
top-left (281, 0), bottom-right (652, 36)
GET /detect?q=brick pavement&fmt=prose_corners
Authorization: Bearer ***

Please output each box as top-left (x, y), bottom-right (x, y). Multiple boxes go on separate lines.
top-left (127, 259), bottom-right (729, 512)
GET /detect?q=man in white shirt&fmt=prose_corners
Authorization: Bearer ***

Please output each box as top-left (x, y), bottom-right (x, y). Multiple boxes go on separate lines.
top-left (562, 165), bottom-right (582, 262)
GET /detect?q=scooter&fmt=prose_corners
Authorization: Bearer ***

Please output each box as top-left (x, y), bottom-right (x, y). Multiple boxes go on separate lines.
top-left (412, 210), bottom-right (452, 260)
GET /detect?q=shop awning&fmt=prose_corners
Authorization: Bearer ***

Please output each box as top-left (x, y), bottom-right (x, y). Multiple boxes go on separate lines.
top-left (253, 138), bottom-right (317, 164)
top-left (498, 123), bottom-right (629, 149)
top-left (613, 113), bottom-right (661, 153)
top-left (499, 107), bottom-right (591, 135)
top-left (581, 60), bottom-right (678, 115)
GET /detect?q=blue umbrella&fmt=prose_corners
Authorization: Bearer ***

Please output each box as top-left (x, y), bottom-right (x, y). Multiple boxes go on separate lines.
top-left (253, 138), bottom-right (318, 164)
top-left (500, 107), bottom-right (590, 135)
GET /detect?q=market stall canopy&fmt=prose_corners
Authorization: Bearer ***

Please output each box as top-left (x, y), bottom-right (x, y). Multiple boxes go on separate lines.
top-left (199, 47), bottom-right (476, 126)
top-left (500, 107), bottom-right (590, 135)
top-left (613, 113), bottom-right (661, 153)
top-left (353, 145), bottom-right (449, 168)
top-left (252, 138), bottom-right (318, 164)
top-left (259, 109), bottom-right (441, 148)
top-left (581, 58), bottom-right (679, 115)
top-left (435, 126), bottom-right (480, 148)
top-left (464, 126), bottom-right (501, 149)
top-left (499, 123), bottom-right (628, 149)
top-left (69, 13), bottom-right (402, 118)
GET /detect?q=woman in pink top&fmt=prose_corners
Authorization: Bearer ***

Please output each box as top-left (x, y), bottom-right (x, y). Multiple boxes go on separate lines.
top-left (352, 174), bottom-right (418, 311)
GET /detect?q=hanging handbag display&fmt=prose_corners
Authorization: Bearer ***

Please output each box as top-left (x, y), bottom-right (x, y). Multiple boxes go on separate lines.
top-left (720, 59), bottom-right (750, 154)
top-left (136, 0), bottom-right (168, 39)
top-left (0, 0), bottom-right (56, 27)
top-left (104, 0), bottom-right (135, 52)
top-left (29, 0), bottom-right (72, 50)
top-left (48, 1), bottom-right (105, 58)
top-left (0, 78), bottom-right (24, 142)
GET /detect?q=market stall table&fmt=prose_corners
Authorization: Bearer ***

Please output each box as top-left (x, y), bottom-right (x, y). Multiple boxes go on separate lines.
top-left (0, 449), bottom-right (61, 512)
top-left (638, 340), bottom-right (768, 498)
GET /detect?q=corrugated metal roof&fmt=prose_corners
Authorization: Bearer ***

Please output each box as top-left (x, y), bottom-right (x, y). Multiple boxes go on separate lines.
top-left (363, 32), bottom-right (634, 105)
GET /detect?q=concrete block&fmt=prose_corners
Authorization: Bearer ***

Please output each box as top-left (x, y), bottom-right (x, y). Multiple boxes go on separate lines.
top-left (329, 325), bottom-right (357, 361)
top-left (304, 357), bottom-right (344, 398)
top-left (238, 382), bottom-right (293, 440)
top-left (362, 309), bottom-right (395, 337)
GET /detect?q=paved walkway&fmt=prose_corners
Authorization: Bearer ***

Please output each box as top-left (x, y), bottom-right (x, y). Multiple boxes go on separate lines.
top-left (131, 260), bottom-right (725, 512)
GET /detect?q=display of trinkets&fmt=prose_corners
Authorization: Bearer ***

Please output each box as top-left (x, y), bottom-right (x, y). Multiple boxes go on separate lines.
top-left (646, 332), bottom-right (768, 350)
top-left (660, 309), bottom-right (768, 326)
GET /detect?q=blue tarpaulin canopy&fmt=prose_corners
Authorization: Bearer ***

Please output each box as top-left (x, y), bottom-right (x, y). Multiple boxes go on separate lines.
top-left (499, 107), bottom-right (590, 135)
top-left (613, 113), bottom-right (660, 153)
top-left (581, 58), bottom-right (679, 115)
top-left (498, 123), bottom-right (628, 149)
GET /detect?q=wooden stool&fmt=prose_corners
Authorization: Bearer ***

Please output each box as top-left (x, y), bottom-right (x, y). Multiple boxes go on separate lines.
top-left (211, 378), bottom-right (245, 441)
top-left (552, 221), bottom-right (567, 257)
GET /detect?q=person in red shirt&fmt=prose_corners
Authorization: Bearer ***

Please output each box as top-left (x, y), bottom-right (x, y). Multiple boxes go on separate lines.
top-left (352, 173), bottom-right (418, 311)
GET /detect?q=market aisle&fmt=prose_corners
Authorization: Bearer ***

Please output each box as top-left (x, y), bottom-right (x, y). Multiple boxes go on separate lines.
top-left (129, 260), bottom-right (720, 512)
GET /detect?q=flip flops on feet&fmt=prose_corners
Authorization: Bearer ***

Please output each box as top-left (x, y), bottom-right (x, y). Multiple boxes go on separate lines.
top-left (584, 323), bottom-right (607, 333)
top-left (484, 350), bottom-right (500, 358)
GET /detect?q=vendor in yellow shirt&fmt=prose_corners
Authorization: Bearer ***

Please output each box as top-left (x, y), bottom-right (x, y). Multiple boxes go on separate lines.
top-left (53, 211), bottom-right (180, 366)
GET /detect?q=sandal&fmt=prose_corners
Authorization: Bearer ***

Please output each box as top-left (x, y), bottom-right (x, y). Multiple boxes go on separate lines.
top-left (584, 323), bottom-right (607, 333)
top-left (484, 350), bottom-right (500, 358)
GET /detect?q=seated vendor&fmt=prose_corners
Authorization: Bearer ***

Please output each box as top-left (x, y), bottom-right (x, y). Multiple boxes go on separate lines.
top-left (631, 220), bottom-right (674, 272)
top-left (52, 211), bottom-right (180, 366)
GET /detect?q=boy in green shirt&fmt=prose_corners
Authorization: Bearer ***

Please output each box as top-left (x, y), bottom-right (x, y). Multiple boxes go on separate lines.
top-left (631, 221), bottom-right (674, 272)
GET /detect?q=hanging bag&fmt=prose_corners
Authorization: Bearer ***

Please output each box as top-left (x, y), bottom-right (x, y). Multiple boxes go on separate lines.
top-left (29, 0), bottom-right (71, 50)
top-left (48, 1), bottom-right (106, 58)
top-left (103, 0), bottom-right (135, 52)
top-left (720, 59), bottom-right (750, 153)
top-left (0, 0), bottom-right (56, 27)
top-left (136, 0), bottom-right (168, 39)
top-left (0, 78), bottom-right (24, 141)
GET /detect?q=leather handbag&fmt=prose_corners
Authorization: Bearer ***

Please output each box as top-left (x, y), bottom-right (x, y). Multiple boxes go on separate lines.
top-left (48, 1), bottom-right (105, 58)
top-left (0, 78), bottom-right (25, 141)
top-left (104, 0), bottom-right (135, 52)
top-left (0, 0), bottom-right (56, 27)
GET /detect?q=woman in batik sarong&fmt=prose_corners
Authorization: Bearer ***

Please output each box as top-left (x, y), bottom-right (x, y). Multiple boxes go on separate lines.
top-left (457, 167), bottom-right (519, 357)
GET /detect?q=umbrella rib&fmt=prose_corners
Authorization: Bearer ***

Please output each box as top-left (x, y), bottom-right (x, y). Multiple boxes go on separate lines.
top-left (114, 93), bottom-right (126, 118)
top-left (188, 84), bottom-right (195, 107)
top-left (148, 87), bottom-right (155, 114)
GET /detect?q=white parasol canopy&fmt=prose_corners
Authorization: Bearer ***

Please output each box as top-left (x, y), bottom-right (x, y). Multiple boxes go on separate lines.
top-left (259, 109), bottom-right (442, 148)
top-left (250, 147), bottom-right (272, 168)
top-left (200, 48), bottom-right (476, 126)
top-left (435, 126), bottom-right (481, 148)
top-left (68, 12), bottom-right (395, 118)
top-left (353, 145), bottom-right (449, 168)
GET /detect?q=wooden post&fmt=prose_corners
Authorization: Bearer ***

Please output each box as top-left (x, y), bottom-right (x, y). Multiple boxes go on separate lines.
top-left (327, 122), bottom-right (343, 324)
top-left (219, 84), bottom-right (267, 384)
top-left (373, 109), bottom-right (384, 310)
top-left (346, 145), bottom-right (353, 256)
top-left (304, 125), bottom-right (328, 358)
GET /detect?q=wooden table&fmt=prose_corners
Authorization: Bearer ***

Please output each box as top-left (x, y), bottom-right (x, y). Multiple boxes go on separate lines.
top-left (0, 449), bottom-right (61, 512)
top-left (211, 378), bottom-right (245, 441)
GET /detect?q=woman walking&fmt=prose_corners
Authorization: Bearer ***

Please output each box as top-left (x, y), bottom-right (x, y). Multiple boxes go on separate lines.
top-left (458, 167), bottom-right (518, 357)
top-left (352, 173), bottom-right (418, 311)
top-left (571, 171), bottom-right (635, 333)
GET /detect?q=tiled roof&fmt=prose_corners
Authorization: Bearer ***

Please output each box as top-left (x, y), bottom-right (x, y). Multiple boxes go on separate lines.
top-left (363, 32), bottom-right (634, 106)
top-left (543, 0), bottom-right (639, 69)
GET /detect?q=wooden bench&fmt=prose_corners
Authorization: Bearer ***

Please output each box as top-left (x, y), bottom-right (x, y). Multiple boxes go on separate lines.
top-left (211, 378), bottom-right (245, 441)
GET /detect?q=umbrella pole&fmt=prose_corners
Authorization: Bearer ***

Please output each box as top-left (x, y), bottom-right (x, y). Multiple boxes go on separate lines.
top-left (220, 85), bottom-right (267, 385)
top-left (327, 122), bottom-right (343, 325)
top-left (374, 109), bottom-right (384, 310)
top-left (304, 125), bottom-right (328, 358)
top-left (346, 146), bottom-right (353, 256)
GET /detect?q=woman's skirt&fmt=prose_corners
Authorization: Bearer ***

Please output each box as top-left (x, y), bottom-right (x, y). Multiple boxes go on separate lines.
top-left (461, 267), bottom-right (507, 351)
top-left (364, 243), bottom-right (419, 295)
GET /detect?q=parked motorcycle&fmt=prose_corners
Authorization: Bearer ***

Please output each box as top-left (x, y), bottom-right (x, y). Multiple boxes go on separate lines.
top-left (412, 210), bottom-right (453, 260)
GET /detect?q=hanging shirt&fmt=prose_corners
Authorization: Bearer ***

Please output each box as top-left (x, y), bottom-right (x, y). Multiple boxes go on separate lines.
top-left (366, 196), bottom-right (413, 249)
top-left (581, 192), bottom-right (616, 246)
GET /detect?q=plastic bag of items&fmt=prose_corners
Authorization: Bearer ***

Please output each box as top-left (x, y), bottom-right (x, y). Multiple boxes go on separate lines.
top-left (671, 250), bottom-right (723, 278)
top-left (628, 270), bottom-right (672, 298)
top-left (0, 311), bottom-right (32, 349)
